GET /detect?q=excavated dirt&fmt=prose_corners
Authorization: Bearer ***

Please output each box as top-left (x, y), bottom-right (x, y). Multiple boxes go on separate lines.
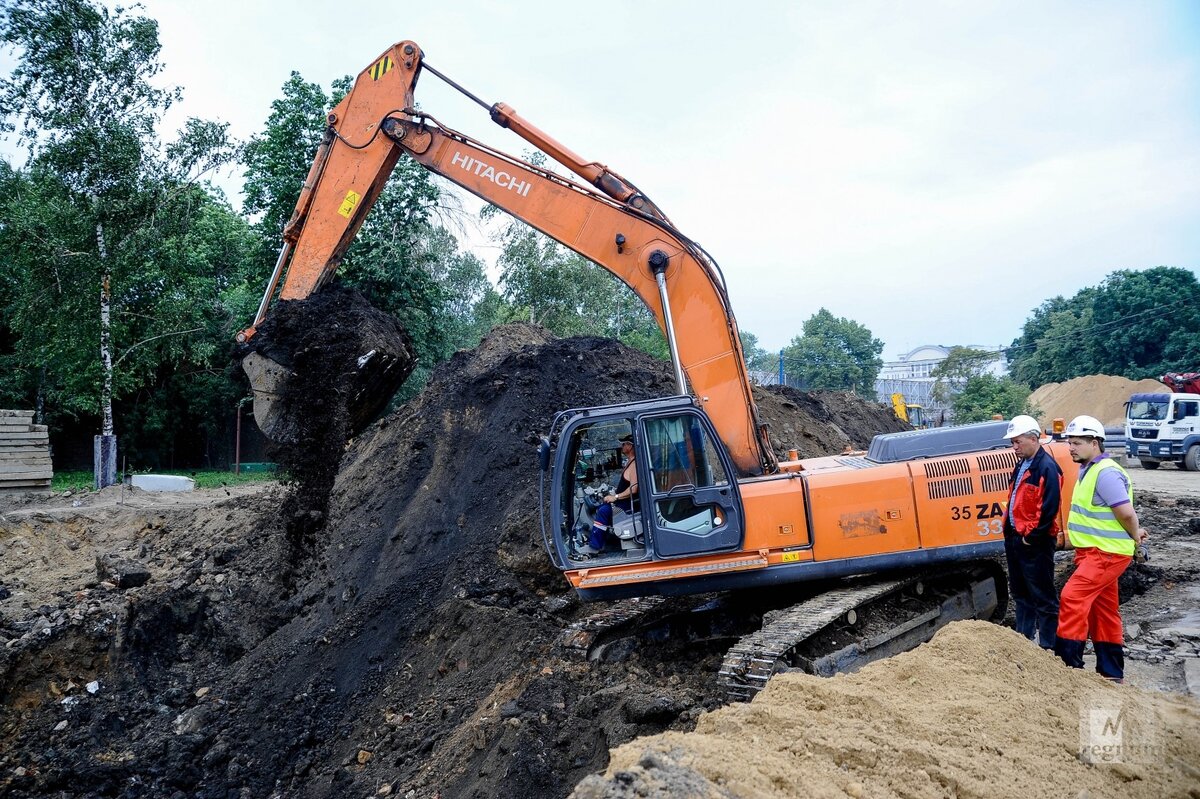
top-left (1, 324), bottom-right (1196, 798)
top-left (1028, 375), bottom-right (1169, 428)
top-left (753, 385), bottom-right (908, 460)
top-left (238, 285), bottom-right (416, 559)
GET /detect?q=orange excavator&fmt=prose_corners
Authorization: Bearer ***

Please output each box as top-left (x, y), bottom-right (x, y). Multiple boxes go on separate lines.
top-left (241, 41), bottom-right (1077, 700)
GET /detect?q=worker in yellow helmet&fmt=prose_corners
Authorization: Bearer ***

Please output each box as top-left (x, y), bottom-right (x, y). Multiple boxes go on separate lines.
top-left (1055, 415), bottom-right (1148, 682)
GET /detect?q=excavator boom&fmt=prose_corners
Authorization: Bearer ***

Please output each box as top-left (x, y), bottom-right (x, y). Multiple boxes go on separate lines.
top-left (240, 40), bottom-right (774, 475)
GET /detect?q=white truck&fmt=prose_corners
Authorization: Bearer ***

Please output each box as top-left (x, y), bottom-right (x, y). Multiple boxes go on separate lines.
top-left (1124, 375), bottom-right (1200, 470)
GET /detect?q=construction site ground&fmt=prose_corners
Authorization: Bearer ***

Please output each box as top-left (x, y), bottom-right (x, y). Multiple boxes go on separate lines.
top-left (1, 326), bottom-right (1197, 797)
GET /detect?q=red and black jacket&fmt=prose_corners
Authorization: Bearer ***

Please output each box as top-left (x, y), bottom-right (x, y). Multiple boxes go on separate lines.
top-left (1004, 446), bottom-right (1063, 544)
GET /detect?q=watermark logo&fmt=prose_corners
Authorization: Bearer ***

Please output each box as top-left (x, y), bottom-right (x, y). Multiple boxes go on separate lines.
top-left (1079, 693), bottom-right (1164, 765)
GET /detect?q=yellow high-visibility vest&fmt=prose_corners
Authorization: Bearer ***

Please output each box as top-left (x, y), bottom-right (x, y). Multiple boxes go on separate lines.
top-left (1067, 459), bottom-right (1135, 556)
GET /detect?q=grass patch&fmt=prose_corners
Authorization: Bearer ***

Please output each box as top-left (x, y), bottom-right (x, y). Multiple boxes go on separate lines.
top-left (51, 468), bottom-right (280, 493)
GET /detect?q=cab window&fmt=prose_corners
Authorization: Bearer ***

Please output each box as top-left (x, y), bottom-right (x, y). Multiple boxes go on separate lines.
top-left (644, 414), bottom-right (728, 493)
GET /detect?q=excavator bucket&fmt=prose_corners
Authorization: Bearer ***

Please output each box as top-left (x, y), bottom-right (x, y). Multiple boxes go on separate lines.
top-left (239, 286), bottom-right (415, 445)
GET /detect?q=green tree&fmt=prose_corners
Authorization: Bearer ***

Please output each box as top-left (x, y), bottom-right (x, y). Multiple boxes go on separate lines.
top-left (0, 0), bottom-right (242, 480)
top-left (1008, 267), bottom-right (1200, 388)
top-left (739, 330), bottom-right (777, 376)
top-left (782, 309), bottom-right (883, 395)
top-left (489, 208), bottom-right (667, 358)
top-left (951, 375), bottom-right (1033, 423)
top-left (241, 71), bottom-right (332, 246)
top-left (1088, 268), bottom-right (1200, 376)
top-left (930, 346), bottom-right (1005, 405)
top-left (1009, 305), bottom-right (1096, 388)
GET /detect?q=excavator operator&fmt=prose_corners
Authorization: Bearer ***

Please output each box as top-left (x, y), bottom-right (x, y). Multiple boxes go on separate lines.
top-left (581, 435), bottom-right (638, 555)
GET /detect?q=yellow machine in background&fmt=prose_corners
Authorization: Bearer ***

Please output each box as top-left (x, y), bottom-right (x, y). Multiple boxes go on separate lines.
top-left (891, 393), bottom-right (928, 429)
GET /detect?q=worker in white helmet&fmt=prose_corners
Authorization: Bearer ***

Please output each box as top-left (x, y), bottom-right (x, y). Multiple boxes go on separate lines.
top-left (1001, 415), bottom-right (1063, 649)
top-left (1055, 415), bottom-right (1148, 681)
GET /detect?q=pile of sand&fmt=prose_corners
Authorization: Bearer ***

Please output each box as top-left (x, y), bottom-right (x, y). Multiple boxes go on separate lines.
top-left (1029, 375), bottom-right (1168, 429)
top-left (573, 621), bottom-right (1200, 798)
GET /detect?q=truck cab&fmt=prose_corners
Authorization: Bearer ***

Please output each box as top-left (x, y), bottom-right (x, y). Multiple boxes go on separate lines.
top-left (1125, 392), bottom-right (1200, 470)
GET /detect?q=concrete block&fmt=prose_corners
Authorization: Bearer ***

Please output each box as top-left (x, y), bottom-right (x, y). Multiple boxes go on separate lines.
top-left (131, 474), bottom-right (195, 492)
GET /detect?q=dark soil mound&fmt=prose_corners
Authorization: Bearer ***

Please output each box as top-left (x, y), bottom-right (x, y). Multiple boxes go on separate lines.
top-left (1, 325), bottom-right (913, 799)
top-left (753, 384), bottom-right (908, 460)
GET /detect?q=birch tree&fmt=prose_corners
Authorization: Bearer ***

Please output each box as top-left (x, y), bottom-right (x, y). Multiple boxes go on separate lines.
top-left (0, 0), bottom-right (240, 481)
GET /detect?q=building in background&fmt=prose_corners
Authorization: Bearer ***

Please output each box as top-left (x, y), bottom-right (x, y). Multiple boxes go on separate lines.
top-left (875, 345), bottom-right (1007, 423)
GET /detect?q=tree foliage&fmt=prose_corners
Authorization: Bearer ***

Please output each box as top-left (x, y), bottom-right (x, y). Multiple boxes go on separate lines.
top-left (781, 309), bottom-right (883, 395)
top-left (1008, 267), bottom-right (1200, 388)
top-left (950, 375), bottom-right (1033, 423)
top-left (488, 205), bottom-right (667, 359)
top-left (738, 330), bottom-right (777, 377)
top-left (0, 0), bottom-right (244, 457)
top-left (930, 346), bottom-right (1004, 404)
top-left (241, 71), bottom-right (331, 244)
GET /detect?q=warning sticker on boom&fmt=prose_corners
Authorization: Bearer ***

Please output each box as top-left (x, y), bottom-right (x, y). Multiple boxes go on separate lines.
top-left (369, 56), bottom-right (392, 81)
top-left (337, 189), bottom-right (361, 219)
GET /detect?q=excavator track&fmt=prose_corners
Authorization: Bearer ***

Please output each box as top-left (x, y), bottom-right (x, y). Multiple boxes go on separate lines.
top-left (717, 564), bottom-right (1003, 703)
top-left (718, 578), bottom-right (907, 703)
top-left (556, 596), bottom-right (670, 659)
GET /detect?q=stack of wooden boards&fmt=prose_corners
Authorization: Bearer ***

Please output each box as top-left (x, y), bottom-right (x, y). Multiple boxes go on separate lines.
top-left (0, 410), bottom-right (52, 494)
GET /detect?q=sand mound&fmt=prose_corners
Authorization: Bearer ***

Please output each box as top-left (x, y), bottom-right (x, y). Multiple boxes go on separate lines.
top-left (1029, 375), bottom-right (1168, 429)
top-left (573, 620), bottom-right (1200, 798)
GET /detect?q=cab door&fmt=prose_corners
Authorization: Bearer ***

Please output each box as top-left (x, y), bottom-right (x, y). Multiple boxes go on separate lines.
top-left (638, 410), bottom-right (743, 557)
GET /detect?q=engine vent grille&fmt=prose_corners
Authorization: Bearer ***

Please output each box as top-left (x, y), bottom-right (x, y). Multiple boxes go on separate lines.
top-left (835, 457), bottom-right (875, 470)
top-left (977, 451), bottom-right (1018, 472)
top-left (980, 472), bottom-right (1012, 493)
top-left (927, 476), bottom-right (975, 499)
top-left (922, 458), bottom-right (972, 478)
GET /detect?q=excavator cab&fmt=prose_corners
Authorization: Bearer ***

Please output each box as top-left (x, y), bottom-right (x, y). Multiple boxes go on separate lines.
top-left (541, 397), bottom-right (744, 568)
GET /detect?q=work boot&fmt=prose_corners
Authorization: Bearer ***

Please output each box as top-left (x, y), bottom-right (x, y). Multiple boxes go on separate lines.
top-left (1055, 637), bottom-right (1086, 669)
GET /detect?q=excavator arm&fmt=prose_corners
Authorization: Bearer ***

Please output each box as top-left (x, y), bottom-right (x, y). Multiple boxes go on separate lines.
top-left (241, 40), bottom-right (775, 476)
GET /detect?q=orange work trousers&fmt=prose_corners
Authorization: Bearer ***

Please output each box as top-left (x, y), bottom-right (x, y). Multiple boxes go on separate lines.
top-left (1055, 547), bottom-right (1131, 679)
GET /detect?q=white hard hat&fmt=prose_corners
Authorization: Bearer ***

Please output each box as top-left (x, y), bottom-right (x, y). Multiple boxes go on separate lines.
top-left (1065, 415), bottom-right (1106, 439)
top-left (1003, 415), bottom-right (1041, 439)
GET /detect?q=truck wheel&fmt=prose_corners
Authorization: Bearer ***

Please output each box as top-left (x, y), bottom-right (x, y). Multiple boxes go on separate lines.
top-left (1142, 460), bottom-right (1160, 470)
top-left (1185, 445), bottom-right (1199, 472)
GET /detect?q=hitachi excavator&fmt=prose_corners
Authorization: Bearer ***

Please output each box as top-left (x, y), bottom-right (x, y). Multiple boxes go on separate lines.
top-left (240, 40), bottom-right (1077, 701)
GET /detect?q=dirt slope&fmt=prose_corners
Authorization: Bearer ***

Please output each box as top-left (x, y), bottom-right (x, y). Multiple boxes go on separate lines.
top-left (1, 324), bottom-right (911, 798)
top-left (573, 621), bottom-right (1200, 799)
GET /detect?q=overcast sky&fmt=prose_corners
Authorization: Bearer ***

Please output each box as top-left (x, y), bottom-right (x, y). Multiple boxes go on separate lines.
top-left (7, 1), bottom-right (1198, 359)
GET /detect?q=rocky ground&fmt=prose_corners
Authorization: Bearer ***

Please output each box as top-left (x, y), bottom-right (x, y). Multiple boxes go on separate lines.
top-left (0, 325), bottom-right (1196, 798)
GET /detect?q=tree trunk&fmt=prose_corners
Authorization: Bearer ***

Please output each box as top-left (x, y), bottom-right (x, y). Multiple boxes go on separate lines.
top-left (35, 366), bottom-right (45, 425)
top-left (94, 216), bottom-right (117, 489)
top-left (97, 220), bottom-right (113, 437)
